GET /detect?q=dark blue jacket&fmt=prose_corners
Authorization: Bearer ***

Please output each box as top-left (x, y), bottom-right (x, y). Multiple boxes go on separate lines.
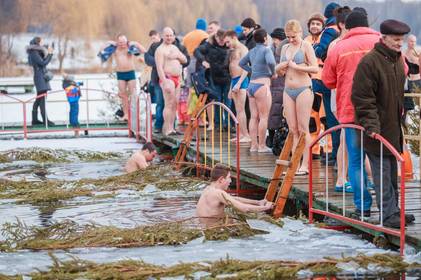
top-left (314, 17), bottom-right (339, 62)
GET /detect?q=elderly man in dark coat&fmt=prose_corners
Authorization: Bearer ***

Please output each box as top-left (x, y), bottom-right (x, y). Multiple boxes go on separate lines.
top-left (26, 37), bottom-right (54, 126)
top-left (352, 19), bottom-right (415, 228)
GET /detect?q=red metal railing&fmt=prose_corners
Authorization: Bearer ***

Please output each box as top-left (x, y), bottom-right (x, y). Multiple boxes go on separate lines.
top-left (0, 87), bottom-right (151, 142)
top-left (192, 101), bottom-right (241, 194)
top-left (308, 124), bottom-right (406, 255)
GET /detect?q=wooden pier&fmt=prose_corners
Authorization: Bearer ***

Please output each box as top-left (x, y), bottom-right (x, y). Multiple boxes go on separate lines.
top-left (154, 129), bottom-right (421, 251)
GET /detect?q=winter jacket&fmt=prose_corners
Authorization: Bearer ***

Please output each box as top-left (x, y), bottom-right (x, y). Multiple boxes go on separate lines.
top-left (243, 31), bottom-right (256, 50)
top-left (194, 39), bottom-right (230, 85)
top-left (314, 17), bottom-right (339, 62)
top-left (351, 42), bottom-right (407, 155)
top-left (183, 29), bottom-right (209, 55)
top-left (322, 27), bottom-right (380, 124)
top-left (145, 38), bottom-right (190, 85)
top-left (26, 45), bottom-right (53, 93)
top-left (268, 43), bottom-right (286, 130)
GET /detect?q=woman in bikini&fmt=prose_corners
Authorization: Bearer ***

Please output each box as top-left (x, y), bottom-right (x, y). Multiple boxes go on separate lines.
top-left (276, 20), bottom-right (318, 175)
top-left (239, 29), bottom-right (276, 152)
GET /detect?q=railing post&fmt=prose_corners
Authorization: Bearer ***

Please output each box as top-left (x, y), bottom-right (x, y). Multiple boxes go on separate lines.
top-left (236, 122), bottom-right (240, 195)
top-left (309, 142), bottom-right (313, 223)
top-left (22, 103), bottom-right (27, 139)
top-left (136, 95), bottom-right (140, 142)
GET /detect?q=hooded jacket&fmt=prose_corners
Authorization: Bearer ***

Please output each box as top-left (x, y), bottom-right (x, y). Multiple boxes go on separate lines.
top-left (322, 27), bottom-right (380, 124)
top-left (26, 44), bottom-right (53, 93)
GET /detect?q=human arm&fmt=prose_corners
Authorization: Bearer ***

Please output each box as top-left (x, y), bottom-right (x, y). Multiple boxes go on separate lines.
top-left (238, 52), bottom-right (252, 73)
top-left (232, 196), bottom-right (269, 206)
top-left (144, 44), bottom-right (157, 67)
top-left (321, 46), bottom-right (338, 89)
top-left (314, 28), bottom-right (338, 61)
top-left (265, 48), bottom-right (276, 76)
top-left (287, 42), bottom-right (318, 74)
top-left (131, 41), bottom-right (147, 53)
top-left (351, 60), bottom-right (380, 135)
top-left (155, 47), bottom-right (167, 82)
top-left (30, 49), bottom-right (53, 67)
top-left (275, 45), bottom-right (289, 76)
top-left (177, 44), bottom-right (190, 67)
top-left (219, 191), bottom-right (273, 213)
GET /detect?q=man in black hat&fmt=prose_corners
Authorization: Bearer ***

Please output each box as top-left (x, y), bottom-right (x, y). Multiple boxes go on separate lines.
top-left (352, 19), bottom-right (415, 228)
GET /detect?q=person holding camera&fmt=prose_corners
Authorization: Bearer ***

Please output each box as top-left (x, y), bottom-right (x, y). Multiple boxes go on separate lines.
top-left (26, 37), bottom-right (54, 126)
top-left (62, 74), bottom-right (82, 135)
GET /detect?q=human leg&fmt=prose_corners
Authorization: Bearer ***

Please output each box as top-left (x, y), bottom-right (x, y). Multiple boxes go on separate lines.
top-left (345, 128), bottom-right (372, 212)
top-left (295, 88), bottom-right (314, 172)
top-left (283, 92), bottom-right (299, 154)
top-left (254, 85), bottom-right (272, 151)
top-left (248, 96), bottom-right (259, 151)
top-left (232, 88), bottom-right (250, 139)
top-left (118, 80), bottom-right (129, 120)
top-left (162, 79), bottom-right (177, 135)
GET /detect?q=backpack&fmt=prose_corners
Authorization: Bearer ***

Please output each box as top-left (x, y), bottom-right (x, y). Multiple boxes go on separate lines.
top-left (271, 117), bottom-right (289, 156)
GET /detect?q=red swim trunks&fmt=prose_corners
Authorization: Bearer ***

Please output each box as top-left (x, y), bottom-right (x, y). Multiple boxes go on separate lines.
top-left (160, 74), bottom-right (180, 88)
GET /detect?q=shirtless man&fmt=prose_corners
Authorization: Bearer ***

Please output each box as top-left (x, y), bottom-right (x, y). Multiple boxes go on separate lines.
top-left (155, 27), bottom-right (187, 136)
top-left (223, 30), bottom-right (251, 142)
top-left (102, 34), bottom-right (146, 121)
top-left (125, 142), bottom-right (157, 173)
top-left (196, 164), bottom-right (273, 228)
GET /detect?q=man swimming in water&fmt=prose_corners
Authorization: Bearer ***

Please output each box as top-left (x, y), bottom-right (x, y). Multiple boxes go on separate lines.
top-left (125, 142), bottom-right (157, 173)
top-left (101, 34), bottom-right (147, 121)
top-left (196, 164), bottom-right (273, 227)
top-left (155, 27), bottom-right (188, 136)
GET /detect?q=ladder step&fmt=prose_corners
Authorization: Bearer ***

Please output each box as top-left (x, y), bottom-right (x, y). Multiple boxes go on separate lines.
top-left (276, 159), bottom-right (291, 167)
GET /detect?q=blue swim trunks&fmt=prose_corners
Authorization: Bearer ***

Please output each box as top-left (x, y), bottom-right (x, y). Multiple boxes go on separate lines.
top-left (230, 76), bottom-right (250, 90)
top-left (116, 70), bottom-right (136, 81)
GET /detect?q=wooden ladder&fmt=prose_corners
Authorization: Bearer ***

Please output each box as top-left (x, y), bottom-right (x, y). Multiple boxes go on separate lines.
top-left (174, 93), bottom-right (207, 169)
top-left (265, 132), bottom-right (306, 218)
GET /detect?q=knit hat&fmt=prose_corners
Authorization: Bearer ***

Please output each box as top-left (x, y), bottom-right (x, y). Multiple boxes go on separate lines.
top-left (270, 28), bottom-right (286, 40)
top-left (307, 13), bottom-right (325, 29)
top-left (241, 18), bottom-right (257, 28)
top-left (196, 18), bottom-right (207, 31)
top-left (234, 25), bottom-right (243, 36)
top-left (345, 11), bottom-right (369, 29)
top-left (324, 2), bottom-right (340, 18)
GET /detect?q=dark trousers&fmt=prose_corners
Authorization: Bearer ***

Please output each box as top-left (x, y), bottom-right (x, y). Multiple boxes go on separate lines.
top-left (312, 79), bottom-right (340, 160)
top-left (209, 78), bottom-right (230, 127)
top-left (69, 101), bottom-right (79, 127)
top-left (367, 153), bottom-right (400, 221)
top-left (32, 91), bottom-right (47, 122)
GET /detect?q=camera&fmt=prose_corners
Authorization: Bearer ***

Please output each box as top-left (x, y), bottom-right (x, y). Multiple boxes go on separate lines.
top-left (76, 81), bottom-right (84, 87)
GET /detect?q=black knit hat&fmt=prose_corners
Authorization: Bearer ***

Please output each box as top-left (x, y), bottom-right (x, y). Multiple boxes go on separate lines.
top-left (345, 11), bottom-right (369, 29)
top-left (380, 19), bottom-right (410, 35)
top-left (241, 18), bottom-right (257, 28)
top-left (270, 28), bottom-right (286, 40)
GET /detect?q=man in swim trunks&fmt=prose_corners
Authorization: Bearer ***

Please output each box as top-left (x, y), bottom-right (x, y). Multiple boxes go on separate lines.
top-left (155, 27), bottom-right (188, 136)
top-left (102, 34), bottom-right (146, 121)
top-left (196, 164), bottom-right (273, 228)
top-left (125, 142), bottom-right (157, 173)
top-left (223, 30), bottom-right (251, 142)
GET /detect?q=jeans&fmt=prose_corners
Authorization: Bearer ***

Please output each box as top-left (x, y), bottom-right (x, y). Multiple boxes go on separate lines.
top-left (345, 128), bottom-right (372, 211)
top-left (153, 84), bottom-right (164, 129)
top-left (209, 77), bottom-right (230, 127)
top-left (69, 101), bottom-right (79, 127)
top-left (313, 79), bottom-right (340, 160)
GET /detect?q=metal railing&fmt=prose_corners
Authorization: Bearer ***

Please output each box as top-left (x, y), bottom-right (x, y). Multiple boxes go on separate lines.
top-left (403, 92), bottom-right (421, 178)
top-left (192, 101), bottom-right (241, 194)
top-left (130, 90), bottom-right (152, 142)
top-left (308, 124), bottom-right (406, 256)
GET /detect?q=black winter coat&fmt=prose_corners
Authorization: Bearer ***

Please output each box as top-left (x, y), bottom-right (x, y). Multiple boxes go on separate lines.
top-left (194, 40), bottom-right (230, 85)
top-left (352, 42), bottom-right (406, 155)
top-left (27, 45), bottom-right (53, 93)
top-left (268, 42), bottom-right (286, 130)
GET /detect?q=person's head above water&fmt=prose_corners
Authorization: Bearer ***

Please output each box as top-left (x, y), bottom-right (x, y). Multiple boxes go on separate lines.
top-left (162, 27), bottom-right (175, 45)
top-left (141, 142), bottom-right (157, 162)
top-left (116, 34), bottom-right (128, 48)
top-left (210, 164), bottom-right (231, 190)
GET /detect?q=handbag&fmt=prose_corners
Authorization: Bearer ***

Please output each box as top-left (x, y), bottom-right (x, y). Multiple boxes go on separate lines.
top-left (43, 69), bottom-right (54, 82)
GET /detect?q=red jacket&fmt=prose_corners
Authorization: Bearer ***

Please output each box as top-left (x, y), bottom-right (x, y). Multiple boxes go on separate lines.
top-left (322, 27), bottom-right (380, 123)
